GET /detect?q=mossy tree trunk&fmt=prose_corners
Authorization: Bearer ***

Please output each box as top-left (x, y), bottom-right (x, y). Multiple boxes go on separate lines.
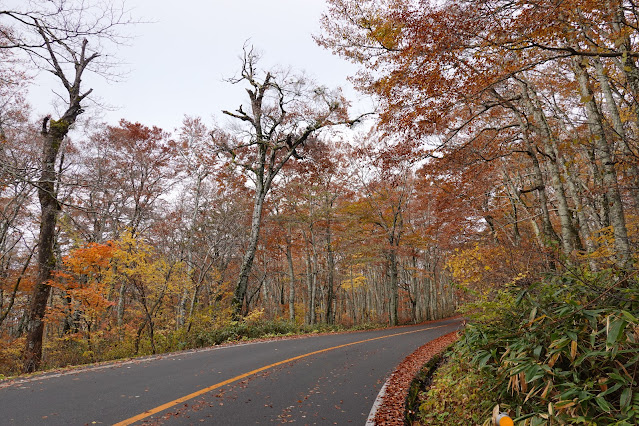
top-left (22, 33), bottom-right (97, 373)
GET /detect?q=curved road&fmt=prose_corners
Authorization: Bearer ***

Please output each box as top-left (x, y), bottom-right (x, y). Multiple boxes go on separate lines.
top-left (0, 317), bottom-right (462, 425)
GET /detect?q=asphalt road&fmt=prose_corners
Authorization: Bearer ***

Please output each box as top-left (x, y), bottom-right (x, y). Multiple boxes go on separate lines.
top-left (0, 317), bottom-right (462, 425)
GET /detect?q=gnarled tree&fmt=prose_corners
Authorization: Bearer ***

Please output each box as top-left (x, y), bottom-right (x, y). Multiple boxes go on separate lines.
top-left (0, 0), bottom-right (131, 373)
top-left (214, 47), bottom-right (353, 318)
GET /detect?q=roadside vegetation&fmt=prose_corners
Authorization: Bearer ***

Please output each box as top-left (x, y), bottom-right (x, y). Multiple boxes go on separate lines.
top-left (0, 309), bottom-right (382, 378)
top-left (407, 346), bottom-right (499, 425)
top-left (410, 268), bottom-right (638, 425)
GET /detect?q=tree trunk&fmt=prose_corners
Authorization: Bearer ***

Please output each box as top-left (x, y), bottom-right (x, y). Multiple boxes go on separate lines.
top-left (493, 87), bottom-right (559, 250)
top-left (305, 250), bottom-right (317, 325)
top-left (23, 119), bottom-right (68, 373)
top-left (325, 212), bottom-right (336, 325)
top-left (574, 58), bottom-right (631, 268)
top-left (520, 81), bottom-right (579, 256)
top-left (387, 249), bottom-right (399, 326)
top-left (285, 228), bottom-right (296, 322)
top-left (21, 27), bottom-right (98, 371)
top-left (116, 282), bottom-right (126, 327)
top-left (349, 262), bottom-right (357, 324)
top-left (232, 181), bottom-right (267, 318)
top-left (178, 173), bottom-right (205, 328)
top-left (594, 57), bottom-right (639, 210)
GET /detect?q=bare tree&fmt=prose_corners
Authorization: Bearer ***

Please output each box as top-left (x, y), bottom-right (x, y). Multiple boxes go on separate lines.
top-left (0, 76), bottom-right (38, 332)
top-left (214, 47), bottom-right (356, 318)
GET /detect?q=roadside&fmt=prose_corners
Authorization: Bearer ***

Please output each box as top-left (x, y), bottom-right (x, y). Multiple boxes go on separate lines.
top-left (0, 320), bottom-right (382, 381)
top-left (407, 339), bottom-right (500, 425)
top-left (369, 330), bottom-right (460, 425)
top-left (1, 317), bottom-right (458, 383)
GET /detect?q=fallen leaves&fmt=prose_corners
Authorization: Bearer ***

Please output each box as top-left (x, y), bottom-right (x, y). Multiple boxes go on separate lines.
top-left (373, 331), bottom-right (459, 425)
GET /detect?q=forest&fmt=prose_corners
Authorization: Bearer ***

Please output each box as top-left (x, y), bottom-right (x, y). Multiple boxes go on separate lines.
top-left (317, 0), bottom-right (639, 423)
top-left (1, 0), bottom-right (638, 424)
top-left (0, 1), bottom-right (456, 376)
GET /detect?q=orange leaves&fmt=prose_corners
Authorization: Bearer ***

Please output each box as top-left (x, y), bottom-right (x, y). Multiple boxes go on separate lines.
top-left (63, 241), bottom-right (117, 276)
top-left (54, 241), bottom-right (118, 313)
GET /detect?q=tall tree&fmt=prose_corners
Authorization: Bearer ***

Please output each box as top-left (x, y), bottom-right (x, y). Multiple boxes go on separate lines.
top-left (0, 1), bottom-right (131, 372)
top-left (214, 47), bottom-right (351, 318)
top-left (319, 0), bottom-right (638, 272)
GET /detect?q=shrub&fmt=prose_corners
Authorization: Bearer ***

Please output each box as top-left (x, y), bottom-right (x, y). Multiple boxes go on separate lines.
top-left (415, 347), bottom-right (500, 425)
top-left (459, 269), bottom-right (639, 425)
top-left (0, 336), bottom-right (25, 377)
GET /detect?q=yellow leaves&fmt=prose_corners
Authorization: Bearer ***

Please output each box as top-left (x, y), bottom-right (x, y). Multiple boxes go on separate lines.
top-left (244, 308), bottom-right (265, 324)
top-left (355, 6), bottom-right (403, 50)
top-left (53, 231), bottom-right (188, 331)
top-left (580, 217), bottom-right (639, 265)
top-left (341, 274), bottom-right (367, 290)
top-left (110, 231), bottom-right (186, 296)
top-left (580, 94), bottom-right (593, 104)
top-left (447, 243), bottom-right (484, 288)
top-left (368, 21), bottom-right (402, 50)
top-left (341, 198), bottom-right (375, 221)
top-left (446, 243), bottom-right (511, 292)
top-left (509, 272), bottom-right (529, 286)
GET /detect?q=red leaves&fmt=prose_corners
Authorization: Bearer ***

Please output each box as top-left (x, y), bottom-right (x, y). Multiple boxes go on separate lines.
top-left (373, 331), bottom-right (459, 425)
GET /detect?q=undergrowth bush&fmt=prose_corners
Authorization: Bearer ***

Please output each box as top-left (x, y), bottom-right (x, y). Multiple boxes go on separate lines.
top-left (192, 319), bottom-right (359, 347)
top-left (0, 315), bottom-right (384, 378)
top-left (458, 269), bottom-right (639, 425)
top-left (413, 346), bottom-right (500, 425)
top-left (0, 336), bottom-right (24, 377)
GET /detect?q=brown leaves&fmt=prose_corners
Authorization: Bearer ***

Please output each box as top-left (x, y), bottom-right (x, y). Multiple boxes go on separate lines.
top-left (373, 331), bottom-right (459, 425)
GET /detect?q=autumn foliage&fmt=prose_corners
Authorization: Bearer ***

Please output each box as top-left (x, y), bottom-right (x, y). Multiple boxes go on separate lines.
top-left (1, 6), bottom-right (637, 424)
top-left (0, 84), bottom-right (460, 378)
top-left (318, 0), bottom-right (639, 423)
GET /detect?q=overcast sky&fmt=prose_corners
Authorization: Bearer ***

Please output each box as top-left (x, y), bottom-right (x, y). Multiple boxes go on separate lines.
top-left (27, 0), bottom-right (371, 133)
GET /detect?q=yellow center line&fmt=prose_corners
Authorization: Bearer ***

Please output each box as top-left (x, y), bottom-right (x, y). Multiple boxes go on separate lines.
top-left (113, 323), bottom-right (453, 425)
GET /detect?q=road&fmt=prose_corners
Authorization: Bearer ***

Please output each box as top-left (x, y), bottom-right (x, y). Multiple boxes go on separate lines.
top-left (0, 317), bottom-right (462, 425)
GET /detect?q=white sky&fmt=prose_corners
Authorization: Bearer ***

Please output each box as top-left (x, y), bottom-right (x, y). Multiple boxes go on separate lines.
top-left (27, 0), bottom-right (371, 133)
